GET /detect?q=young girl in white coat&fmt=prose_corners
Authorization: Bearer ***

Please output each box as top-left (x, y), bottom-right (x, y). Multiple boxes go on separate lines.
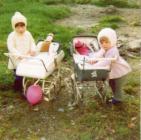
top-left (7, 12), bottom-right (37, 92)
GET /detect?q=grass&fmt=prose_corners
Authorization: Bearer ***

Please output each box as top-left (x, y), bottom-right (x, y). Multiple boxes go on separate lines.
top-left (91, 0), bottom-right (140, 8)
top-left (0, 62), bottom-right (14, 88)
top-left (92, 15), bottom-right (125, 34)
top-left (1, 0), bottom-right (140, 8)
top-left (0, 0), bottom-right (140, 140)
top-left (0, 0), bottom-right (83, 58)
top-left (0, 0), bottom-right (71, 40)
top-left (30, 0), bottom-right (140, 8)
top-left (0, 0), bottom-right (83, 86)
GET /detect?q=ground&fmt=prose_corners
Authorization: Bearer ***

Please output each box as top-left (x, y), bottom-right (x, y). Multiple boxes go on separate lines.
top-left (56, 4), bottom-right (141, 41)
top-left (0, 4), bottom-right (140, 140)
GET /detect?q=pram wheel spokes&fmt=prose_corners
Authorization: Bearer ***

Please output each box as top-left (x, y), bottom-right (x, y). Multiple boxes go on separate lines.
top-left (71, 78), bottom-right (107, 106)
top-left (43, 72), bottom-right (62, 101)
top-left (95, 81), bottom-right (108, 103)
top-left (70, 73), bottom-right (109, 106)
top-left (70, 74), bottom-right (83, 106)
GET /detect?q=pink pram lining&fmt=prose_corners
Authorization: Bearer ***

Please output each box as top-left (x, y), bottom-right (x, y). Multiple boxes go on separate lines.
top-left (74, 40), bottom-right (91, 55)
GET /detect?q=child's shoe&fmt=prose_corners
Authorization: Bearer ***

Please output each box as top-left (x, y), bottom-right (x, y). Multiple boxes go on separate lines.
top-left (106, 97), bottom-right (122, 105)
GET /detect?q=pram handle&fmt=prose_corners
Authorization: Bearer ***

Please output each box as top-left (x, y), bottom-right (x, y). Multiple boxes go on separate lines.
top-left (4, 53), bottom-right (31, 59)
top-left (85, 57), bottom-right (117, 62)
top-left (4, 53), bottom-right (48, 72)
top-left (4, 53), bottom-right (18, 68)
top-left (73, 54), bottom-right (117, 64)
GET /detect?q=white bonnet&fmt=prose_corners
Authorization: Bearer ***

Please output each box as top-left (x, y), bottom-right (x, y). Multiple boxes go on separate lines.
top-left (11, 12), bottom-right (27, 29)
top-left (98, 28), bottom-right (117, 47)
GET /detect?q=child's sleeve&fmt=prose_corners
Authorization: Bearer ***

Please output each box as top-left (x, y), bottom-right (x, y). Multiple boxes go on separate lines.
top-left (94, 48), bottom-right (119, 67)
top-left (29, 32), bottom-right (37, 52)
top-left (89, 48), bottom-right (105, 58)
top-left (7, 34), bottom-right (21, 56)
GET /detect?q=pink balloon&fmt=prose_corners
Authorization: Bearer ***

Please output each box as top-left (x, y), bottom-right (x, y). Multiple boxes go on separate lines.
top-left (26, 85), bottom-right (43, 105)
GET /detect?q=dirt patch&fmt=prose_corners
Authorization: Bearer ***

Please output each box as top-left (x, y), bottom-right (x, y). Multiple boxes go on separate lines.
top-left (56, 5), bottom-right (104, 29)
top-left (56, 5), bottom-right (141, 44)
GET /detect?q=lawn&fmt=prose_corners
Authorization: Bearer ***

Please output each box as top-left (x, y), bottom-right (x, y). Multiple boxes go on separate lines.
top-left (0, 0), bottom-right (140, 140)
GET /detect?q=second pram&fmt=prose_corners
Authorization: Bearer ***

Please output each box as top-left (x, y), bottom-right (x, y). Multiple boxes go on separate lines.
top-left (70, 36), bottom-right (115, 105)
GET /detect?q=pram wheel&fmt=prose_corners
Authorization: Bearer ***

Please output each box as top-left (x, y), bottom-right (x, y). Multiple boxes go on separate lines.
top-left (95, 81), bottom-right (108, 103)
top-left (70, 74), bottom-right (84, 106)
top-left (70, 74), bottom-right (108, 106)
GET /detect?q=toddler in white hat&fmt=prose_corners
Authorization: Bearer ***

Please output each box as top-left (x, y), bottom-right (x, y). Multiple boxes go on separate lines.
top-left (7, 12), bottom-right (37, 92)
top-left (88, 28), bottom-right (132, 104)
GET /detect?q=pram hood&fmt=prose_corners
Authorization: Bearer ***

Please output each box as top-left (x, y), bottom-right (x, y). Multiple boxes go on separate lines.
top-left (72, 36), bottom-right (100, 55)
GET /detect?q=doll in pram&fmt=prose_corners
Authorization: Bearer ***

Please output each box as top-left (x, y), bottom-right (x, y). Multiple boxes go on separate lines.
top-left (70, 36), bottom-right (115, 106)
top-left (4, 40), bottom-right (64, 102)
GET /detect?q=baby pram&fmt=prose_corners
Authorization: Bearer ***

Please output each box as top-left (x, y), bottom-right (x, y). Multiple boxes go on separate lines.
top-left (70, 36), bottom-right (114, 105)
top-left (4, 42), bottom-right (64, 101)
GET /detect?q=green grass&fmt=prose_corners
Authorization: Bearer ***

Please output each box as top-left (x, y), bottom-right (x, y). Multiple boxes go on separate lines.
top-left (91, 0), bottom-right (140, 8)
top-left (0, 1), bottom-right (140, 140)
top-left (0, 62), bottom-right (14, 88)
top-left (1, 0), bottom-right (140, 7)
top-left (36, 0), bottom-right (140, 8)
top-left (68, 97), bottom-right (140, 140)
top-left (0, 0), bottom-right (83, 58)
top-left (92, 15), bottom-right (125, 34)
top-left (0, 0), bottom-right (83, 85)
top-left (0, 0), bottom-right (71, 40)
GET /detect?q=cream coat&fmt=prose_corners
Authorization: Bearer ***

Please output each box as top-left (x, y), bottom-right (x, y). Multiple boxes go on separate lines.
top-left (7, 31), bottom-right (36, 69)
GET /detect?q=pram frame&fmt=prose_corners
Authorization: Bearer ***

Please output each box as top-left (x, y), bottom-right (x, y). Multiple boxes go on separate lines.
top-left (4, 50), bottom-right (64, 101)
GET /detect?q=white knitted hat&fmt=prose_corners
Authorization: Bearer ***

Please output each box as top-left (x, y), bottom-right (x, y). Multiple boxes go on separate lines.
top-left (98, 28), bottom-right (117, 47)
top-left (11, 12), bottom-right (27, 29)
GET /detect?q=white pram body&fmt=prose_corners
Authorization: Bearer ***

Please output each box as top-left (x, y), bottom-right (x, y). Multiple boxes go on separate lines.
top-left (16, 51), bottom-right (63, 79)
top-left (5, 42), bottom-right (64, 101)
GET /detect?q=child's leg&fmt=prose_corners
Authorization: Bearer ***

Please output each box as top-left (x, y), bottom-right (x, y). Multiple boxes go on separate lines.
top-left (13, 69), bottom-right (23, 92)
top-left (109, 76), bottom-right (126, 101)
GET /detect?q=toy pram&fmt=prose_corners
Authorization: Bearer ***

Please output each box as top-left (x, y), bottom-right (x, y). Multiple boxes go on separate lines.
top-left (70, 36), bottom-right (114, 105)
top-left (4, 42), bottom-right (64, 101)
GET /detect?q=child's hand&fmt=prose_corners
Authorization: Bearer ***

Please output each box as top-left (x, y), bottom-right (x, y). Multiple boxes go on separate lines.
top-left (26, 51), bottom-right (36, 56)
top-left (88, 60), bottom-right (97, 65)
top-left (17, 56), bottom-right (23, 60)
top-left (30, 51), bottom-right (36, 56)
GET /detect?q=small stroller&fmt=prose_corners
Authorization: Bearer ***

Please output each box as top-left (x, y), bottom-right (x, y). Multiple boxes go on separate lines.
top-left (4, 41), bottom-right (64, 101)
top-left (70, 36), bottom-right (113, 105)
